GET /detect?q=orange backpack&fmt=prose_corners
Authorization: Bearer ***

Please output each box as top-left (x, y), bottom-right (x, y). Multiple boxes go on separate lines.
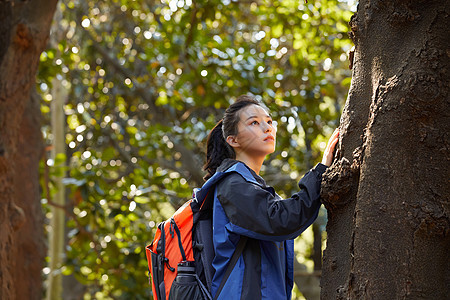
top-left (146, 171), bottom-right (247, 300)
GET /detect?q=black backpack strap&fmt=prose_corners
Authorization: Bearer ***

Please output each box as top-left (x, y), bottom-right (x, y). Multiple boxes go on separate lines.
top-left (155, 222), bottom-right (166, 300)
top-left (213, 236), bottom-right (248, 300)
top-left (197, 218), bottom-right (214, 291)
top-left (170, 219), bottom-right (187, 261)
top-left (196, 274), bottom-right (212, 300)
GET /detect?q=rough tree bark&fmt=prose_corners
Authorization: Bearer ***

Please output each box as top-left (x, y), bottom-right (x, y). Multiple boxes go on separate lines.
top-left (320, 1), bottom-right (449, 299)
top-left (0, 1), bottom-right (58, 299)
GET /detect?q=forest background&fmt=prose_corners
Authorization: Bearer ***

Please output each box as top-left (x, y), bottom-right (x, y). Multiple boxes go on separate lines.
top-left (37, 0), bottom-right (355, 299)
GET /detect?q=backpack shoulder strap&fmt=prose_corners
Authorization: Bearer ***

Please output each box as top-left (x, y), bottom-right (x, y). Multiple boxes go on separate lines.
top-left (196, 218), bottom-right (214, 291)
top-left (194, 162), bottom-right (253, 298)
top-left (213, 236), bottom-right (248, 300)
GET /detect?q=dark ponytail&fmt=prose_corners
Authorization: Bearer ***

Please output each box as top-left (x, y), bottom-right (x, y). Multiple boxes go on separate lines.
top-left (203, 95), bottom-right (261, 181)
top-left (203, 119), bottom-right (235, 181)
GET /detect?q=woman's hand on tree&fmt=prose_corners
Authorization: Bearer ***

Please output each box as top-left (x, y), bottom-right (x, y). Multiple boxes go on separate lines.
top-left (321, 129), bottom-right (339, 167)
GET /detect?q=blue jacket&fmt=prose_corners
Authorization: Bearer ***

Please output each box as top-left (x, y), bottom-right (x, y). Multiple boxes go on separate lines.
top-left (210, 159), bottom-right (326, 300)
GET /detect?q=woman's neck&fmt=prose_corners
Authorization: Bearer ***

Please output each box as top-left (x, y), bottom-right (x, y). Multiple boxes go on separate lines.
top-left (235, 152), bottom-right (265, 175)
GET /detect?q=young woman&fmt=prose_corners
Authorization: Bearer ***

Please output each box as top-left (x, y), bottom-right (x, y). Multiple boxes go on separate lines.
top-left (203, 95), bottom-right (339, 299)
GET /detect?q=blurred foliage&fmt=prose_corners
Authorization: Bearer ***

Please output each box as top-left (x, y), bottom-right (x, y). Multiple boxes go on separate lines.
top-left (38, 0), bottom-right (354, 298)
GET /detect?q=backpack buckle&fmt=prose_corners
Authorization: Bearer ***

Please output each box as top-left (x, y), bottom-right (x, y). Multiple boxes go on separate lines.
top-left (164, 257), bottom-right (175, 272)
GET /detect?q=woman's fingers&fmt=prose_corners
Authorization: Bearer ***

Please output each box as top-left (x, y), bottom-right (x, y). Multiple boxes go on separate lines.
top-left (331, 128), bottom-right (339, 141)
top-left (326, 129), bottom-right (339, 152)
top-left (322, 129), bottom-right (339, 166)
top-left (330, 132), bottom-right (339, 149)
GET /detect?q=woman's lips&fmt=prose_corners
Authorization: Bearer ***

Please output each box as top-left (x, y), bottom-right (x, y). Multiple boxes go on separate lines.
top-left (264, 136), bottom-right (275, 142)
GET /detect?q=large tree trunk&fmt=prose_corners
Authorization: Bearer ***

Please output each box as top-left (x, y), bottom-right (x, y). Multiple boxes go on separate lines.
top-left (320, 1), bottom-right (449, 299)
top-left (0, 1), bottom-right (58, 299)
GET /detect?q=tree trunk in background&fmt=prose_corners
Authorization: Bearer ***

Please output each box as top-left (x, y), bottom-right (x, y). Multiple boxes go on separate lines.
top-left (0, 1), bottom-right (58, 299)
top-left (321, 1), bottom-right (449, 299)
top-left (47, 76), bottom-right (67, 300)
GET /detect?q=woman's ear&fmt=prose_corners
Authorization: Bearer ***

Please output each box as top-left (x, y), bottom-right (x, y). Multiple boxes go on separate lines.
top-left (226, 135), bottom-right (240, 149)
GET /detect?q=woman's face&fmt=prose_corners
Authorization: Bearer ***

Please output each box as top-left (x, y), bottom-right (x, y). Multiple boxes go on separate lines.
top-left (229, 104), bottom-right (276, 158)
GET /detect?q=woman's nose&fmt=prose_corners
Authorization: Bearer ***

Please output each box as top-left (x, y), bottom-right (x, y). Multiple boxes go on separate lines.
top-left (263, 122), bottom-right (272, 132)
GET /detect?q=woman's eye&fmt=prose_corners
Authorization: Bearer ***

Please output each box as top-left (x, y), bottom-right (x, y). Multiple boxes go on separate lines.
top-left (267, 120), bottom-right (273, 125)
top-left (251, 121), bottom-right (259, 125)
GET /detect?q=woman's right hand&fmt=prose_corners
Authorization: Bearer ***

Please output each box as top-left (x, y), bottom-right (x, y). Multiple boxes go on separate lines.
top-left (321, 129), bottom-right (339, 167)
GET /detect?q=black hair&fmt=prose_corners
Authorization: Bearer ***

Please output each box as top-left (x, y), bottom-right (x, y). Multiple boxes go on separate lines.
top-left (203, 95), bottom-right (261, 181)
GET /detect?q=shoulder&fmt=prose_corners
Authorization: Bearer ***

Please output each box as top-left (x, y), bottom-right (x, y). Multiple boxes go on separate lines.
top-left (216, 169), bottom-right (270, 204)
top-left (216, 171), bottom-right (249, 191)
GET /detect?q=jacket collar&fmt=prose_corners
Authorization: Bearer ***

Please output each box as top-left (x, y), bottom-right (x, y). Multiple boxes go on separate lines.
top-left (218, 159), bottom-right (267, 187)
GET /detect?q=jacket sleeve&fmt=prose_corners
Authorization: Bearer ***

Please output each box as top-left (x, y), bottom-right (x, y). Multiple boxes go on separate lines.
top-left (216, 163), bottom-right (327, 242)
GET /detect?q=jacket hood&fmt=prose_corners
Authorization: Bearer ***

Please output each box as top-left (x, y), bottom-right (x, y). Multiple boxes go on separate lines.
top-left (217, 159), bottom-right (266, 186)
top-left (216, 158), bottom-right (240, 172)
